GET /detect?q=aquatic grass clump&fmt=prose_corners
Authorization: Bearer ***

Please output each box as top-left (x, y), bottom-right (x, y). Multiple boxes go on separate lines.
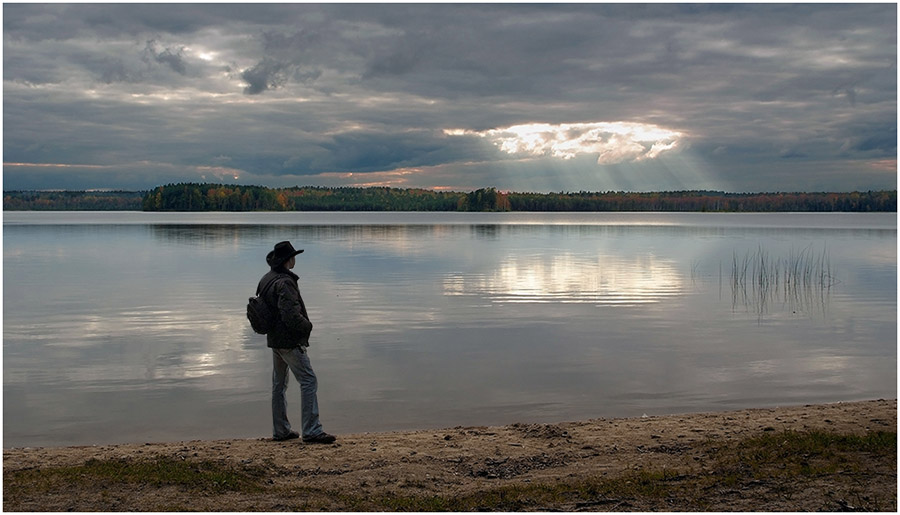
top-left (731, 244), bottom-right (835, 291)
top-left (729, 244), bottom-right (836, 318)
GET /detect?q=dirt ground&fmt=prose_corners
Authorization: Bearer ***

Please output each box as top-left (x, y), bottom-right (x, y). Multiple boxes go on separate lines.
top-left (4, 399), bottom-right (896, 511)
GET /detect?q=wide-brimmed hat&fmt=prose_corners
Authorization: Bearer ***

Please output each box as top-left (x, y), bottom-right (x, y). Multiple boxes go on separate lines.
top-left (266, 241), bottom-right (304, 267)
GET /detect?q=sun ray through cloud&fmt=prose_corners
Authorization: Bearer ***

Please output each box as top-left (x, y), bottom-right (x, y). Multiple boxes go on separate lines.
top-left (447, 122), bottom-right (686, 166)
top-left (1, 4), bottom-right (895, 192)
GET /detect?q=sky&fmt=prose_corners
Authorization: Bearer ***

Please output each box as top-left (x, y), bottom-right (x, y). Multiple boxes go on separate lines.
top-left (3, 3), bottom-right (897, 193)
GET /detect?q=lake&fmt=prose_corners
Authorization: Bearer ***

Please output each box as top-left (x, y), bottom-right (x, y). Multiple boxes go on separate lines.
top-left (3, 211), bottom-right (896, 448)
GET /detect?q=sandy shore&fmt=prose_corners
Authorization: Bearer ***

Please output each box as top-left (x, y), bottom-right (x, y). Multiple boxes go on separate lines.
top-left (4, 399), bottom-right (896, 511)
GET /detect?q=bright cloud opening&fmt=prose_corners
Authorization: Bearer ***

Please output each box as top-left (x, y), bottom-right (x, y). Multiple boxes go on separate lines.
top-left (447, 122), bottom-right (685, 165)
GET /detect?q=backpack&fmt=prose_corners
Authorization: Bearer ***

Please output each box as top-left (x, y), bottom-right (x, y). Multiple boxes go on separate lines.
top-left (247, 275), bottom-right (280, 334)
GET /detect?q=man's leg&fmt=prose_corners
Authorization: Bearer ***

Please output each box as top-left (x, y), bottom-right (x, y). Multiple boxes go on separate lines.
top-left (271, 349), bottom-right (295, 439)
top-left (277, 347), bottom-right (325, 439)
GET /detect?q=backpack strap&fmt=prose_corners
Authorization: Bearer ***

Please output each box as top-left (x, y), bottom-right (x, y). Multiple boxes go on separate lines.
top-left (257, 273), bottom-right (283, 300)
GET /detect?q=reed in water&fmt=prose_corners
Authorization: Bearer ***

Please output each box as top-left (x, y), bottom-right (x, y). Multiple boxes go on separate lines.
top-left (729, 245), bottom-right (835, 318)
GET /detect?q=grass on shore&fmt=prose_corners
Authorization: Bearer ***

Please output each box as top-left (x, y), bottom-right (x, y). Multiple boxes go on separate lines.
top-left (5, 456), bottom-right (267, 494)
top-left (4, 430), bottom-right (895, 511)
top-left (340, 430), bottom-right (896, 512)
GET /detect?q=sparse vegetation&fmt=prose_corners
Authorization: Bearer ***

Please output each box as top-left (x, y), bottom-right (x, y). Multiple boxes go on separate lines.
top-left (5, 456), bottom-right (265, 497)
top-left (729, 245), bottom-right (837, 318)
top-left (5, 429), bottom-right (894, 511)
top-left (323, 430), bottom-right (896, 511)
top-left (731, 245), bottom-right (835, 292)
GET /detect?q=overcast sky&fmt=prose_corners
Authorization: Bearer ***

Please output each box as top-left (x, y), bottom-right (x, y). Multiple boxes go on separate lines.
top-left (3, 3), bottom-right (896, 192)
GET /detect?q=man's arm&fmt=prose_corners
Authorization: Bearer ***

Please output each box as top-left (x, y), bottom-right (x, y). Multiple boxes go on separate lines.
top-left (275, 280), bottom-right (313, 337)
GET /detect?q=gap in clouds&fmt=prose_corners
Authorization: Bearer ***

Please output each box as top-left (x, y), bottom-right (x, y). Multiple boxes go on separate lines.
top-left (446, 122), bottom-right (685, 166)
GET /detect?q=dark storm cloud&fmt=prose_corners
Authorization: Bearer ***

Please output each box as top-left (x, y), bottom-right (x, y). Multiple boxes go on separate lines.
top-left (144, 40), bottom-right (188, 75)
top-left (3, 3), bottom-right (895, 192)
top-left (241, 59), bottom-right (285, 95)
top-left (315, 130), bottom-right (493, 174)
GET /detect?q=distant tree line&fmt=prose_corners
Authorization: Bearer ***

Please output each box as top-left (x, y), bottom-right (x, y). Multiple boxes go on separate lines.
top-left (4, 185), bottom-right (896, 212)
top-left (4, 190), bottom-right (144, 210)
top-left (141, 184), bottom-right (464, 211)
top-left (506, 190), bottom-right (897, 212)
top-left (459, 187), bottom-right (511, 211)
top-left (142, 184), bottom-right (895, 212)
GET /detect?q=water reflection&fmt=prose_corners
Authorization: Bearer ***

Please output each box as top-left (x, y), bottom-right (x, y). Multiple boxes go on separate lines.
top-left (3, 213), bottom-right (895, 448)
top-left (151, 224), bottom-right (276, 247)
top-left (444, 252), bottom-right (682, 306)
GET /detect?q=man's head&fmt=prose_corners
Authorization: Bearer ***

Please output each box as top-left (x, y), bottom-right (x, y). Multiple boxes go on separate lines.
top-left (266, 241), bottom-right (304, 268)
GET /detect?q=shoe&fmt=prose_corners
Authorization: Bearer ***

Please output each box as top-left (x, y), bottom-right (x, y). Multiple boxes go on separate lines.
top-left (303, 432), bottom-right (336, 444)
top-left (273, 431), bottom-right (300, 442)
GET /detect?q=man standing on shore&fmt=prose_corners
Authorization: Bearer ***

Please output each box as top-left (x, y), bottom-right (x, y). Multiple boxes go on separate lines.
top-left (257, 241), bottom-right (336, 444)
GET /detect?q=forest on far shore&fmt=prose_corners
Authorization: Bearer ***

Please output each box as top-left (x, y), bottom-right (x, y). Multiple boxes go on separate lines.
top-left (3, 184), bottom-right (896, 212)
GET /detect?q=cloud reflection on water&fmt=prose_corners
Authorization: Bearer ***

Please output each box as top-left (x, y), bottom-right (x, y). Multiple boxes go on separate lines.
top-left (443, 252), bottom-right (683, 306)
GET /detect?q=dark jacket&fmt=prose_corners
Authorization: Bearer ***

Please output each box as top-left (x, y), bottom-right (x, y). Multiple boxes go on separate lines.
top-left (257, 266), bottom-right (313, 349)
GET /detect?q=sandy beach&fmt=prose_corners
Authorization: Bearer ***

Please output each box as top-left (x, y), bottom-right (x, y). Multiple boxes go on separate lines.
top-left (4, 399), bottom-right (896, 511)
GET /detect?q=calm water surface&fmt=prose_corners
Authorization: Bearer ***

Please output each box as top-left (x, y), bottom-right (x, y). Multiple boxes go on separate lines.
top-left (3, 212), bottom-right (896, 447)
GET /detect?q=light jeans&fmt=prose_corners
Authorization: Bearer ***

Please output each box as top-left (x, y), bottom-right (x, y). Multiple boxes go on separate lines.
top-left (272, 347), bottom-right (324, 439)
